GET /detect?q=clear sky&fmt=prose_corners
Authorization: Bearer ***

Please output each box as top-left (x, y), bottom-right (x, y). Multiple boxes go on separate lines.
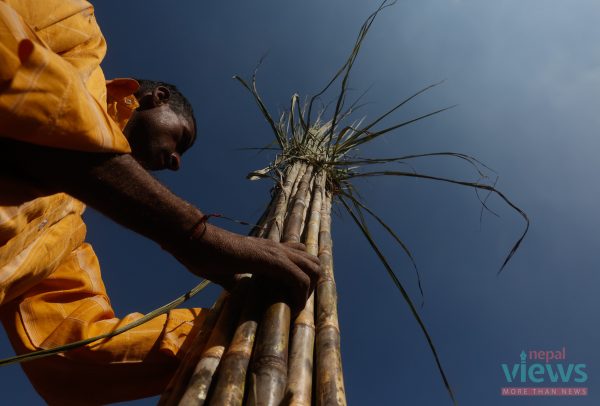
top-left (1, 1), bottom-right (599, 405)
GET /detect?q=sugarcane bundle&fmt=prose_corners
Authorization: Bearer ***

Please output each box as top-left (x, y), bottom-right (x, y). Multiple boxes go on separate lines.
top-left (160, 160), bottom-right (346, 405)
top-left (159, 1), bottom-right (528, 405)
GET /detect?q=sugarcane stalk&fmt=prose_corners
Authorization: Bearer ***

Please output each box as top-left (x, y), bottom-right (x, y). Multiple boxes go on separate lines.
top-left (251, 199), bottom-right (277, 239)
top-left (285, 170), bottom-right (326, 405)
top-left (286, 164), bottom-right (307, 216)
top-left (267, 162), bottom-right (305, 242)
top-left (246, 299), bottom-right (290, 406)
top-left (315, 191), bottom-right (347, 406)
top-left (159, 291), bottom-right (229, 406)
top-left (205, 283), bottom-right (261, 405)
top-left (248, 165), bottom-right (314, 406)
top-left (303, 171), bottom-right (326, 257)
top-left (282, 166), bottom-right (314, 244)
top-left (207, 163), bottom-right (305, 406)
top-left (179, 281), bottom-right (250, 405)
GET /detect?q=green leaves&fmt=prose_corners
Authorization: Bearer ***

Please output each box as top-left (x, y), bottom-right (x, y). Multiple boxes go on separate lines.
top-left (0, 280), bottom-right (211, 367)
top-left (234, 1), bottom-right (529, 403)
top-left (340, 190), bottom-right (425, 301)
top-left (247, 166), bottom-right (272, 181)
top-left (349, 170), bottom-right (529, 274)
top-left (233, 72), bottom-right (286, 150)
top-left (339, 196), bottom-right (456, 404)
top-left (337, 105), bottom-right (457, 155)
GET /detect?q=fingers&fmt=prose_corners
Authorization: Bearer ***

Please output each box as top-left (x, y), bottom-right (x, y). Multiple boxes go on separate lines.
top-left (272, 251), bottom-right (322, 309)
top-left (256, 240), bottom-right (322, 306)
top-left (282, 241), bottom-right (306, 251)
top-left (281, 241), bottom-right (321, 265)
top-left (281, 262), bottom-right (312, 310)
top-left (182, 229), bottom-right (323, 309)
top-left (283, 249), bottom-right (321, 292)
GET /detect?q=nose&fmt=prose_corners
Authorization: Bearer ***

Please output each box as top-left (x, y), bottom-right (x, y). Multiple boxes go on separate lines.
top-left (168, 152), bottom-right (181, 171)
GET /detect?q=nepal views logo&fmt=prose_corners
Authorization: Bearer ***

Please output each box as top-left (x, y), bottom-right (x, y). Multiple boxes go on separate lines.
top-left (500, 347), bottom-right (588, 396)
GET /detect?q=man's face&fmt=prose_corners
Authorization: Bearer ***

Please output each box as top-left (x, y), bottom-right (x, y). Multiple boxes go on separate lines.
top-left (124, 87), bottom-right (195, 171)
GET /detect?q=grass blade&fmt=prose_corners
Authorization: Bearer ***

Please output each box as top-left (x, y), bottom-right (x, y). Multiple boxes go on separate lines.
top-left (0, 280), bottom-right (211, 367)
top-left (341, 191), bottom-right (425, 305)
top-left (339, 196), bottom-right (456, 404)
top-left (350, 171), bottom-right (530, 273)
top-left (233, 73), bottom-right (285, 148)
top-left (339, 106), bottom-right (456, 154)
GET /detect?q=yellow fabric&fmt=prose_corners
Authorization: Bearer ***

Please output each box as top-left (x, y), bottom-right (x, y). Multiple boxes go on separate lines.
top-left (1, 244), bottom-right (206, 405)
top-left (0, 0), bottom-right (131, 153)
top-left (0, 1), bottom-right (204, 404)
top-left (106, 78), bottom-right (141, 130)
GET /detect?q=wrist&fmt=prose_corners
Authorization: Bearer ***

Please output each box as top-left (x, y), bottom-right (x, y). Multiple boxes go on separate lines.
top-left (188, 213), bottom-right (225, 240)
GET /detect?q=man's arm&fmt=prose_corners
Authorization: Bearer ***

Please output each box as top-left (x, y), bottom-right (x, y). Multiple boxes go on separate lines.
top-left (0, 138), bottom-right (320, 307)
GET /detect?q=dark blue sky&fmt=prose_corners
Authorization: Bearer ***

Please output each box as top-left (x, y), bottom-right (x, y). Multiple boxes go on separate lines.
top-left (2, 1), bottom-right (599, 405)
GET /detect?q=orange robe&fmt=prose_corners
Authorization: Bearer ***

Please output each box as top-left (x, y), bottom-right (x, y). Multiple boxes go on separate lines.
top-left (0, 1), bottom-right (204, 404)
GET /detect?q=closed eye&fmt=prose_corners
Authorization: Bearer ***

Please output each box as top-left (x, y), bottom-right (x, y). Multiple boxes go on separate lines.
top-left (177, 130), bottom-right (192, 155)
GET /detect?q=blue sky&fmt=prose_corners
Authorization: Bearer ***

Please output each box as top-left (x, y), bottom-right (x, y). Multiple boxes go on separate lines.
top-left (2, 1), bottom-right (600, 404)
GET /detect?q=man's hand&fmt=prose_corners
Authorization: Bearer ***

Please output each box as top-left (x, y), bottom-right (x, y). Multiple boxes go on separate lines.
top-left (173, 224), bottom-right (322, 309)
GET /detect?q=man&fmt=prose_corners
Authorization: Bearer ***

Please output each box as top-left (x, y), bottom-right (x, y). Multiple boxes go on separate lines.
top-left (0, 1), bottom-right (320, 404)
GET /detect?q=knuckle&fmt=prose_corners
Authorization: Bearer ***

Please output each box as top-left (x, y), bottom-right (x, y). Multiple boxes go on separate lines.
top-left (300, 274), bottom-right (310, 290)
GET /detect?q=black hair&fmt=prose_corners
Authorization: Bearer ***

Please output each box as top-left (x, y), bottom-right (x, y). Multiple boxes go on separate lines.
top-left (134, 79), bottom-right (197, 144)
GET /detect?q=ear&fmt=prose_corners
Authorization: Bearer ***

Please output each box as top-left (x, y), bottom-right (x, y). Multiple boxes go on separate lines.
top-left (152, 86), bottom-right (171, 106)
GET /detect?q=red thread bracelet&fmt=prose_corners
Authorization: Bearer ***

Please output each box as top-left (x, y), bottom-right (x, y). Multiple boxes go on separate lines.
top-left (189, 213), bottom-right (222, 240)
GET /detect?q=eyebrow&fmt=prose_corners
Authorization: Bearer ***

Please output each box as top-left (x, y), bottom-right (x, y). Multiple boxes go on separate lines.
top-left (188, 125), bottom-right (197, 149)
top-left (179, 117), bottom-right (196, 153)
top-left (186, 115), bottom-right (197, 147)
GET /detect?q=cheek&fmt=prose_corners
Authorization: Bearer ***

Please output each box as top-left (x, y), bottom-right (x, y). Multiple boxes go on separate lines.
top-left (128, 132), bottom-right (162, 164)
top-left (126, 118), bottom-right (151, 148)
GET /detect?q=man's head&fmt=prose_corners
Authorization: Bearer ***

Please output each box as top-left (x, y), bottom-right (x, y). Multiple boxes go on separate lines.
top-left (124, 79), bottom-right (197, 171)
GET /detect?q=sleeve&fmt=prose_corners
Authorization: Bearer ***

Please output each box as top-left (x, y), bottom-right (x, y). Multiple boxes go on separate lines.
top-left (0, 1), bottom-right (131, 153)
top-left (106, 78), bottom-right (140, 131)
